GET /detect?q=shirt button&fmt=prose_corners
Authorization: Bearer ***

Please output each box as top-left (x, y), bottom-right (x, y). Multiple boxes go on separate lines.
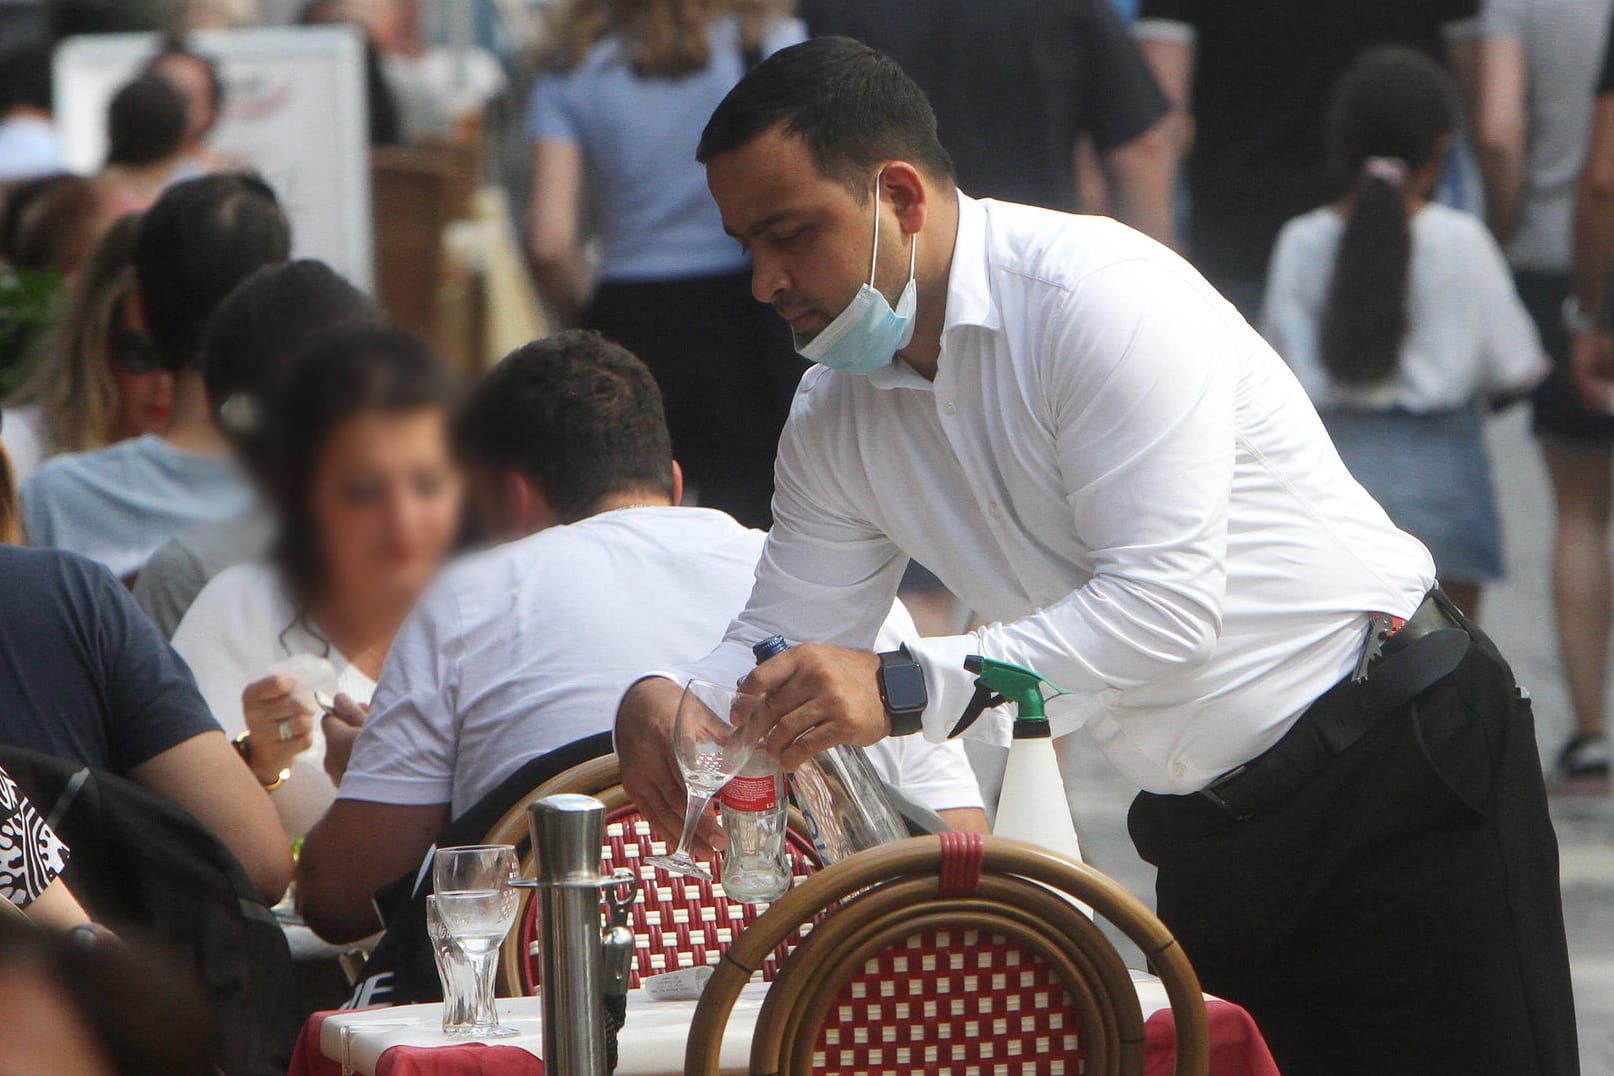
top-left (1171, 761), bottom-right (1187, 779)
top-left (943, 402), bottom-right (957, 415)
top-left (988, 501), bottom-right (1002, 517)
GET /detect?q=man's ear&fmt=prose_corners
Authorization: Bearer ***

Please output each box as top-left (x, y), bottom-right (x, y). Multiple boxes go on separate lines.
top-left (670, 460), bottom-right (685, 507)
top-left (504, 471), bottom-right (559, 536)
top-left (881, 161), bottom-right (929, 238)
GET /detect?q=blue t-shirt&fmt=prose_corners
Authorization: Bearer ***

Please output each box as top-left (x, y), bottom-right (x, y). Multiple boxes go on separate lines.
top-left (21, 434), bottom-right (253, 581)
top-left (0, 547), bottom-right (220, 774)
top-left (527, 16), bottom-right (806, 282)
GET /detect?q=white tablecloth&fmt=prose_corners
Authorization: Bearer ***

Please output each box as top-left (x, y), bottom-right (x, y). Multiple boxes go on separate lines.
top-left (317, 973), bottom-right (1179, 1075)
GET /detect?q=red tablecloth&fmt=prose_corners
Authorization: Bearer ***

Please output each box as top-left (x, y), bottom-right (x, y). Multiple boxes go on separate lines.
top-left (288, 999), bottom-right (1278, 1076)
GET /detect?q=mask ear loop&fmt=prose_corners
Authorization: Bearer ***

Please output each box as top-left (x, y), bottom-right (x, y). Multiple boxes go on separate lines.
top-left (869, 168), bottom-right (885, 286)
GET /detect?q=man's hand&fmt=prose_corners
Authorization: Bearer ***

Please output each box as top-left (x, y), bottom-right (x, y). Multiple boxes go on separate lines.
top-left (320, 693), bottom-right (368, 788)
top-left (740, 644), bottom-right (889, 771)
top-left (616, 677), bottom-right (726, 855)
top-left (1572, 328), bottom-right (1614, 413)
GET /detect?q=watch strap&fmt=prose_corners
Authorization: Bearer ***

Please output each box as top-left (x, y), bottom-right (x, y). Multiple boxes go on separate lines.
top-left (878, 646), bottom-right (927, 736)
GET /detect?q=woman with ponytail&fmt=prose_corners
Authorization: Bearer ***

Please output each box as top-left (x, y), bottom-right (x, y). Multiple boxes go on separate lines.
top-left (1263, 46), bottom-right (1546, 617)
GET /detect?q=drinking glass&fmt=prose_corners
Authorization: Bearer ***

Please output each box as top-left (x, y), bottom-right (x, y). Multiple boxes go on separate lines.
top-left (432, 845), bottom-right (520, 1038)
top-left (644, 679), bottom-right (765, 880)
top-left (425, 894), bottom-right (476, 1034)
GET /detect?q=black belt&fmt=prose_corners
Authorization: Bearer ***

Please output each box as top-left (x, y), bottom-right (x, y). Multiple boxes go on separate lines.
top-left (1196, 589), bottom-right (1473, 820)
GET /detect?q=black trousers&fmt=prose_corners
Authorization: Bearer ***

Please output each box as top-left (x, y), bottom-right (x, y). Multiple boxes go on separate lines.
top-left (585, 271), bottom-right (806, 530)
top-left (1129, 617), bottom-right (1578, 1075)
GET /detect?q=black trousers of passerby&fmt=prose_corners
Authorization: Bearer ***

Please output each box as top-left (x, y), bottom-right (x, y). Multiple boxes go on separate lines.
top-left (585, 270), bottom-right (806, 530)
top-left (1129, 612), bottom-right (1578, 1076)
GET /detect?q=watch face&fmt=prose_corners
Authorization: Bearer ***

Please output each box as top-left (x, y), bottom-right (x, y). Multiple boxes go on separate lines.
top-left (883, 662), bottom-right (927, 712)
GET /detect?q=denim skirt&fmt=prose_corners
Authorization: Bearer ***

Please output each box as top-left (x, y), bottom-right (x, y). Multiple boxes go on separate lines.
top-left (1321, 407), bottom-right (1504, 584)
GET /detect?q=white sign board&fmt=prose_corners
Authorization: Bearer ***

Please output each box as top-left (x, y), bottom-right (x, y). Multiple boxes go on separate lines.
top-left (54, 25), bottom-right (373, 291)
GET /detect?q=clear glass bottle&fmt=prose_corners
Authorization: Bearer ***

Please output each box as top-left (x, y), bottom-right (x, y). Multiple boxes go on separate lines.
top-left (719, 749), bottom-right (790, 903)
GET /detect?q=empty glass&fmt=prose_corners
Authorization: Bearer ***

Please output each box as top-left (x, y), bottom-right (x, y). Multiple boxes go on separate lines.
top-left (644, 679), bottom-right (766, 880)
top-left (424, 894), bottom-right (476, 1034)
top-left (432, 845), bottom-right (520, 1038)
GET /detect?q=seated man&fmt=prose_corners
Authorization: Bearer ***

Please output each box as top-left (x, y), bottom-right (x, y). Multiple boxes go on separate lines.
top-left (22, 173), bottom-right (290, 580)
top-left (299, 330), bottom-right (985, 943)
top-left (0, 541), bottom-right (292, 903)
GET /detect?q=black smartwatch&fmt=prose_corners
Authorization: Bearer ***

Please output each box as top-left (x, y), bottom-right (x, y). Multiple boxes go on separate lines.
top-left (876, 645), bottom-right (928, 736)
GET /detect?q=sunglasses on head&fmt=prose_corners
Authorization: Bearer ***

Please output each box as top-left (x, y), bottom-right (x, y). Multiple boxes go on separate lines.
top-left (108, 330), bottom-right (164, 376)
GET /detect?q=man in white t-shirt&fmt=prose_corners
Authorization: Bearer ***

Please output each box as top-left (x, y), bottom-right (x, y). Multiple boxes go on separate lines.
top-left (297, 330), bottom-right (985, 943)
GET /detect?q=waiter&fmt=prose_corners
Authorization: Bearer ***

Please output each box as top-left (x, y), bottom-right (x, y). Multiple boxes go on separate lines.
top-left (615, 38), bottom-right (1576, 1075)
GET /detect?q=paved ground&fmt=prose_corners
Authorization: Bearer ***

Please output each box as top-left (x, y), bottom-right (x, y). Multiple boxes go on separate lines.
top-left (918, 407), bottom-right (1614, 1069)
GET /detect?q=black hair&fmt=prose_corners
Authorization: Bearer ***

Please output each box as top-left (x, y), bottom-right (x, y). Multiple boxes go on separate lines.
top-left (0, 43), bottom-right (53, 114)
top-left (268, 323), bottom-right (461, 602)
top-left (202, 259), bottom-right (377, 472)
top-left (133, 173), bottom-right (292, 371)
top-left (106, 72), bottom-right (188, 167)
top-left (458, 330), bottom-right (675, 522)
top-left (1320, 47), bottom-right (1458, 387)
top-left (697, 37), bottom-right (954, 199)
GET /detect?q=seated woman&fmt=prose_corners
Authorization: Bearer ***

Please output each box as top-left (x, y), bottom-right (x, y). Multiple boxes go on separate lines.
top-left (2, 214), bottom-right (173, 485)
top-left (171, 324), bottom-right (462, 840)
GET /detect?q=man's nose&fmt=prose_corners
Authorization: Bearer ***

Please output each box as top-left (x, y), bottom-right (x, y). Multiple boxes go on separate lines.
top-left (751, 252), bottom-right (787, 305)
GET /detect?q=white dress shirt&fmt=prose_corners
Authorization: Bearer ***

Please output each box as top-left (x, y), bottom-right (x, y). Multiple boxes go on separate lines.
top-left (341, 507), bottom-right (982, 819)
top-left (685, 194), bottom-right (1436, 795)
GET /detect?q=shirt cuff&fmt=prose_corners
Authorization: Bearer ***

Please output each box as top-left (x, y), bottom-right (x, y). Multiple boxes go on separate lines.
top-left (1132, 18), bottom-right (1196, 45)
top-left (907, 633), bottom-right (1011, 747)
top-left (335, 769), bottom-right (453, 807)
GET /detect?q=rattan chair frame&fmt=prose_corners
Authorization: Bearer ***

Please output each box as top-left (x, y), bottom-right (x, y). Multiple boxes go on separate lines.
top-left (759, 875), bottom-right (1139, 1076)
top-left (684, 835), bottom-right (1209, 1076)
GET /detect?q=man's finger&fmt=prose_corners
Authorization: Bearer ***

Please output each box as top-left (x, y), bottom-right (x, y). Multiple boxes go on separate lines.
top-left (329, 693), bottom-right (367, 727)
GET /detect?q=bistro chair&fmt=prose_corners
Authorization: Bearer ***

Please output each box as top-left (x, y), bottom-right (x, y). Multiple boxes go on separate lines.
top-left (490, 753), bottom-right (823, 997)
top-left (686, 832), bottom-right (1210, 1076)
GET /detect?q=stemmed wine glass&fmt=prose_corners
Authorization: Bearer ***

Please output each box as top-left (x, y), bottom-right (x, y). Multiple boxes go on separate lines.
top-left (644, 678), bottom-right (766, 880)
top-left (432, 845), bottom-right (520, 1038)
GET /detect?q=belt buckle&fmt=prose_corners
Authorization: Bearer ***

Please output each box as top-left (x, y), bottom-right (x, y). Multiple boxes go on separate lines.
top-left (1198, 764), bottom-right (1253, 820)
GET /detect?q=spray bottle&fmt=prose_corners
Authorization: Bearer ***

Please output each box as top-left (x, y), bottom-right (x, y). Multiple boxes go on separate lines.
top-left (964, 655), bottom-right (1083, 864)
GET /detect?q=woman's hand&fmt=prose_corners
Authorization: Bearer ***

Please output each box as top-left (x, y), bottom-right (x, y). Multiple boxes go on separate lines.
top-left (241, 675), bottom-right (314, 787)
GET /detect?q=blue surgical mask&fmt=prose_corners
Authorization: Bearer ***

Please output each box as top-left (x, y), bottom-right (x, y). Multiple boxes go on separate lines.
top-left (794, 172), bottom-right (918, 375)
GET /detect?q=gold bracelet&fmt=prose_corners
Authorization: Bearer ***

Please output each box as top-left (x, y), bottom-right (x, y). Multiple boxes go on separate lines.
top-left (233, 730), bottom-right (289, 791)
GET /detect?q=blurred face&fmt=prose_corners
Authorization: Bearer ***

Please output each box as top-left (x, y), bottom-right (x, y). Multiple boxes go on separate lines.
top-left (106, 296), bottom-right (173, 441)
top-left (707, 125), bottom-right (912, 344)
top-left (151, 53), bottom-right (218, 145)
top-left (309, 407), bottom-right (462, 609)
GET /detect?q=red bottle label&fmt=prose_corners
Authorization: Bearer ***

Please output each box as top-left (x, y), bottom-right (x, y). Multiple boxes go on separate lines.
top-left (721, 774), bottom-right (779, 812)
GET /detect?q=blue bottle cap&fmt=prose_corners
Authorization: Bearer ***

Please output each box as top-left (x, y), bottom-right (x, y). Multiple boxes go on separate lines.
top-left (752, 635), bottom-right (790, 664)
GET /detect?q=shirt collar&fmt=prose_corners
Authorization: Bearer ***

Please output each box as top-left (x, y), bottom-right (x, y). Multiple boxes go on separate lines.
top-left (941, 192), bottom-right (999, 335)
top-left (864, 192), bottom-right (999, 391)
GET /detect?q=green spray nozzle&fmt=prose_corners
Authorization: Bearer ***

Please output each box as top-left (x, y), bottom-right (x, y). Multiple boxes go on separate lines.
top-left (960, 655), bottom-right (1065, 738)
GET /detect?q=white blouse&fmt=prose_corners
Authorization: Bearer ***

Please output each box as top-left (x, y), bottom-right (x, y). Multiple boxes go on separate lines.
top-left (171, 563), bottom-right (376, 839)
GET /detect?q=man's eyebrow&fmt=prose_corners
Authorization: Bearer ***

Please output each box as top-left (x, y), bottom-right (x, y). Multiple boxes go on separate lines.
top-left (724, 211), bottom-right (803, 240)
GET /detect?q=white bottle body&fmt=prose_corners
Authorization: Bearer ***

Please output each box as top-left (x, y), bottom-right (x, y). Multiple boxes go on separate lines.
top-left (992, 734), bottom-right (1084, 864)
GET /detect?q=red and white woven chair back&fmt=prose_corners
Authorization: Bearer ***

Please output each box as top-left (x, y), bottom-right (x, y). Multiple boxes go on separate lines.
top-left (812, 924), bottom-right (1085, 1075)
top-left (515, 804), bottom-right (820, 992)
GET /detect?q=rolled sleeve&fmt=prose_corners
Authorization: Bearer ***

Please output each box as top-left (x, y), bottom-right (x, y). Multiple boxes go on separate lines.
top-left (527, 73), bottom-right (580, 144)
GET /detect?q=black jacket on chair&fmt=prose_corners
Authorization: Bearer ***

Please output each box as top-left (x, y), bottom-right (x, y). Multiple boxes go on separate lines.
top-left (0, 746), bottom-right (298, 1076)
